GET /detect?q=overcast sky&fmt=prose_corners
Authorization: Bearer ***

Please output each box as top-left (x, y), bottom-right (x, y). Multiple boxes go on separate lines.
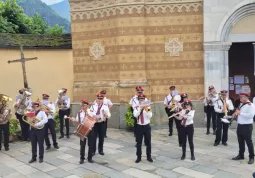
top-left (41, 0), bottom-right (63, 5)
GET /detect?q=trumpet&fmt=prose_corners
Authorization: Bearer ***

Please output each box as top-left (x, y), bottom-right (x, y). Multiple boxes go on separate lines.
top-left (22, 115), bottom-right (44, 129)
top-left (168, 109), bottom-right (189, 119)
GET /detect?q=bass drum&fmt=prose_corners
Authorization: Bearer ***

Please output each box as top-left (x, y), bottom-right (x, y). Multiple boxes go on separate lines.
top-left (75, 116), bottom-right (96, 139)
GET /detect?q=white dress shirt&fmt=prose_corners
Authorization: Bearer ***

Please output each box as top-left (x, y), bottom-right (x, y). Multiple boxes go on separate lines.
top-left (90, 103), bottom-right (111, 122)
top-left (75, 109), bottom-right (87, 123)
top-left (214, 98), bottom-right (234, 113)
top-left (204, 94), bottom-right (218, 107)
top-left (133, 105), bottom-right (152, 125)
top-left (163, 94), bottom-right (173, 107)
top-left (41, 100), bottom-right (56, 119)
top-left (183, 110), bottom-right (195, 126)
top-left (35, 111), bottom-right (48, 127)
top-left (237, 102), bottom-right (255, 124)
top-left (253, 97), bottom-right (255, 105)
top-left (15, 98), bottom-right (32, 112)
top-left (93, 97), bottom-right (113, 108)
top-left (55, 96), bottom-right (70, 109)
top-left (16, 94), bottom-right (23, 102)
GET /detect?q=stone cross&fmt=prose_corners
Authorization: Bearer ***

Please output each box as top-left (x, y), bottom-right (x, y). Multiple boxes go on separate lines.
top-left (7, 46), bottom-right (38, 88)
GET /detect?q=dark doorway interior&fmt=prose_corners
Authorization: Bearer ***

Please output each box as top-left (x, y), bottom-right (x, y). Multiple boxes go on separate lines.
top-left (229, 42), bottom-right (254, 100)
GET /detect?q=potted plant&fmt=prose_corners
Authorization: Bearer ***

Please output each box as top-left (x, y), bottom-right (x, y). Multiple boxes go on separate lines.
top-left (53, 114), bottom-right (60, 132)
top-left (9, 119), bottom-right (19, 142)
top-left (125, 105), bottom-right (134, 131)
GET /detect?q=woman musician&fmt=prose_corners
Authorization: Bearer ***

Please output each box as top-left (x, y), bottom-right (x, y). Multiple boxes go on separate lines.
top-left (172, 99), bottom-right (195, 161)
top-left (68, 100), bottom-right (95, 164)
top-left (0, 94), bottom-right (12, 151)
top-left (29, 102), bottom-right (48, 164)
top-left (214, 90), bottom-right (234, 146)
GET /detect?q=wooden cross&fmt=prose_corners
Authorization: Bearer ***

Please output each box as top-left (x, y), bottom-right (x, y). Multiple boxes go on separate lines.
top-left (7, 46), bottom-right (38, 88)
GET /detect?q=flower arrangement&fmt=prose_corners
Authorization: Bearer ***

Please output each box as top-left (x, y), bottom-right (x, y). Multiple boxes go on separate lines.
top-left (125, 105), bottom-right (134, 129)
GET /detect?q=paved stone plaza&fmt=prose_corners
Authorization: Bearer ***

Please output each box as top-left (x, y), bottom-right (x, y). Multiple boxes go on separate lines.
top-left (0, 127), bottom-right (254, 178)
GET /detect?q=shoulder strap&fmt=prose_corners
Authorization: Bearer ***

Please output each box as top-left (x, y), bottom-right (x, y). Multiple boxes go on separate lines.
top-left (78, 111), bottom-right (81, 123)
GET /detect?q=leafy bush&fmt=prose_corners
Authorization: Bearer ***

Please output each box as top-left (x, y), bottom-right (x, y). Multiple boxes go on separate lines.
top-left (53, 114), bottom-right (60, 130)
top-left (9, 119), bottom-right (20, 136)
top-left (125, 105), bottom-right (134, 129)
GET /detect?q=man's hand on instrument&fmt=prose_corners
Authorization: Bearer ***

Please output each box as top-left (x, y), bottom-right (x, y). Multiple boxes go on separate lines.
top-left (226, 104), bottom-right (229, 108)
top-left (235, 110), bottom-right (240, 115)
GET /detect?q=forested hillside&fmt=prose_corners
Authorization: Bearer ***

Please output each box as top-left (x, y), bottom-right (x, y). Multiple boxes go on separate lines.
top-left (50, 0), bottom-right (70, 21)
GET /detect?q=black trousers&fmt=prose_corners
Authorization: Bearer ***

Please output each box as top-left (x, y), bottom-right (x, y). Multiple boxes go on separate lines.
top-left (80, 128), bottom-right (95, 160)
top-left (136, 124), bottom-right (151, 158)
top-left (175, 119), bottom-right (182, 145)
top-left (93, 122), bottom-right (105, 153)
top-left (44, 119), bottom-right (58, 147)
top-left (215, 113), bottom-right (229, 144)
top-left (206, 106), bottom-right (216, 132)
top-left (237, 124), bottom-right (254, 159)
top-left (16, 113), bottom-right (30, 140)
top-left (0, 122), bottom-right (9, 149)
top-left (30, 127), bottom-right (45, 159)
top-left (180, 124), bottom-right (194, 156)
top-left (131, 107), bottom-right (137, 137)
top-left (165, 108), bottom-right (174, 134)
top-left (105, 118), bottom-right (108, 136)
top-left (59, 109), bottom-right (70, 137)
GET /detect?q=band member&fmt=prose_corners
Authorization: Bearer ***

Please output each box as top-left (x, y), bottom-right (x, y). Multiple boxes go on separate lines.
top-left (232, 92), bottom-right (255, 164)
top-left (0, 94), bottom-right (12, 151)
top-left (204, 86), bottom-right (218, 135)
top-left (175, 99), bottom-right (195, 161)
top-left (164, 86), bottom-right (179, 136)
top-left (69, 100), bottom-right (95, 164)
top-left (214, 90), bottom-right (234, 146)
top-left (133, 94), bottom-right (153, 163)
top-left (180, 93), bottom-right (188, 104)
top-left (16, 89), bottom-right (23, 101)
top-left (29, 102), bottom-right (48, 163)
top-left (41, 94), bottom-right (59, 150)
top-left (172, 95), bottom-right (183, 147)
top-left (14, 89), bottom-right (32, 141)
top-left (91, 94), bottom-right (111, 155)
top-left (99, 90), bottom-right (113, 138)
top-left (55, 88), bottom-right (70, 139)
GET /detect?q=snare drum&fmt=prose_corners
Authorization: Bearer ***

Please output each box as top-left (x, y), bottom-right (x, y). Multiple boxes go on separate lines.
top-left (75, 116), bottom-right (96, 139)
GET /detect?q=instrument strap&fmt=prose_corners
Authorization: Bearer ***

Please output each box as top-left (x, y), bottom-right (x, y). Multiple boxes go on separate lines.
top-left (96, 104), bottom-right (103, 115)
top-left (35, 110), bottom-right (40, 116)
top-left (78, 111), bottom-right (81, 123)
top-left (239, 102), bottom-right (249, 110)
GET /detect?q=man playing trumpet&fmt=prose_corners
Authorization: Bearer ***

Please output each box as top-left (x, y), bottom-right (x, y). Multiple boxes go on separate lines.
top-left (41, 94), bottom-right (59, 150)
top-left (68, 100), bottom-right (95, 164)
top-left (0, 94), bottom-right (12, 151)
top-left (28, 102), bottom-right (48, 164)
top-left (214, 90), bottom-right (234, 146)
top-left (232, 92), bottom-right (255, 164)
top-left (91, 94), bottom-right (111, 156)
top-left (133, 94), bottom-right (153, 163)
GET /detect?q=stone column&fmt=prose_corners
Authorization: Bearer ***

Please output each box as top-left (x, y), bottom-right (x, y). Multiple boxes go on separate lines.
top-left (204, 42), bottom-right (232, 94)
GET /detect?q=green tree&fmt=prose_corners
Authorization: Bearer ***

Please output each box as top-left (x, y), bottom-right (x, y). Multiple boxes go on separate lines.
top-left (0, 0), bottom-right (63, 34)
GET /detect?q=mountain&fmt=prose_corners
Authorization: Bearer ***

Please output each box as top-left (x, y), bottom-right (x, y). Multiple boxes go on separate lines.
top-left (16, 0), bottom-right (71, 33)
top-left (50, 0), bottom-right (70, 21)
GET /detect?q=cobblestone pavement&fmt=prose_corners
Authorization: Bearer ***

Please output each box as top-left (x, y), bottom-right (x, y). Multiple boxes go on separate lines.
top-left (0, 128), bottom-right (254, 178)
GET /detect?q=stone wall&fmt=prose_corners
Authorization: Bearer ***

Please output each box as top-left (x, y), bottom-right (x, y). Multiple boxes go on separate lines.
top-left (69, 0), bottom-right (204, 103)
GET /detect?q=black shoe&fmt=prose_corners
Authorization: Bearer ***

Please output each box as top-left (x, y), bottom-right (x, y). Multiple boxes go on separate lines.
top-left (213, 131), bottom-right (216, 135)
top-left (88, 159), bottom-right (94, 163)
top-left (29, 159), bottom-right (36, 164)
top-left (54, 145), bottom-right (59, 149)
top-left (248, 158), bottom-right (254, 164)
top-left (79, 159), bottom-right (84, 164)
top-left (0, 147), bottom-right (1, 150)
top-left (92, 152), bottom-right (95, 156)
top-left (105, 135), bottom-right (107, 138)
top-left (222, 142), bottom-right (228, 146)
top-left (181, 154), bottom-right (186, 160)
top-left (135, 157), bottom-right (141, 163)
top-left (232, 155), bottom-right (244, 160)
top-left (179, 144), bottom-right (182, 147)
top-left (39, 158), bottom-right (43, 163)
top-left (169, 133), bottom-right (172, 136)
top-left (5, 147), bottom-right (9, 151)
top-left (206, 131), bottom-right (210, 135)
top-left (59, 136), bottom-right (64, 139)
top-left (99, 152), bottom-right (105, 155)
top-left (66, 135), bottom-right (70, 139)
top-left (147, 157), bottom-right (153, 162)
top-left (214, 142), bottom-right (219, 146)
top-left (191, 155), bottom-right (195, 161)
top-left (45, 146), bottom-right (51, 150)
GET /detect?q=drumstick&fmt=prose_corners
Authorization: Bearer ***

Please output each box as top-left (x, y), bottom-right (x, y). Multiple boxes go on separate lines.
top-left (64, 115), bottom-right (76, 122)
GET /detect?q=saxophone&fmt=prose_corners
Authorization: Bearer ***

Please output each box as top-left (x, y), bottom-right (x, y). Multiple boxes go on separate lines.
top-left (57, 90), bottom-right (67, 109)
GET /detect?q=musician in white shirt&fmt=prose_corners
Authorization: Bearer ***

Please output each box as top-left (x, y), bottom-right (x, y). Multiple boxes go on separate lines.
top-left (14, 89), bottom-right (32, 141)
top-left (163, 85), bottom-right (179, 136)
top-left (41, 94), bottom-right (59, 150)
top-left (204, 85), bottom-right (218, 135)
top-left (55, 88), bottom-right (71, 139)
top-left (90, 94), bottom-right (111, 156)
top-left (232, 92), bottom-right (255, 164)
top-left (214, 90), bottom-right (234, 146)
top-left (69, 100), bottom-right (95, 164)
top-left (98, 90), bottom-right (113, 138)
top-left (133, 94), bottom-right (153, 163)
top-left (175, 99), bottom-right (195, 161)
top-left (29, 102), bottom-right (48, 164)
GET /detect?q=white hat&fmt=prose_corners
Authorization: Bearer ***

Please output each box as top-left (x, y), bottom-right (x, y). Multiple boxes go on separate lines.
top-left (174, 95), bottom-right (181, 102)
